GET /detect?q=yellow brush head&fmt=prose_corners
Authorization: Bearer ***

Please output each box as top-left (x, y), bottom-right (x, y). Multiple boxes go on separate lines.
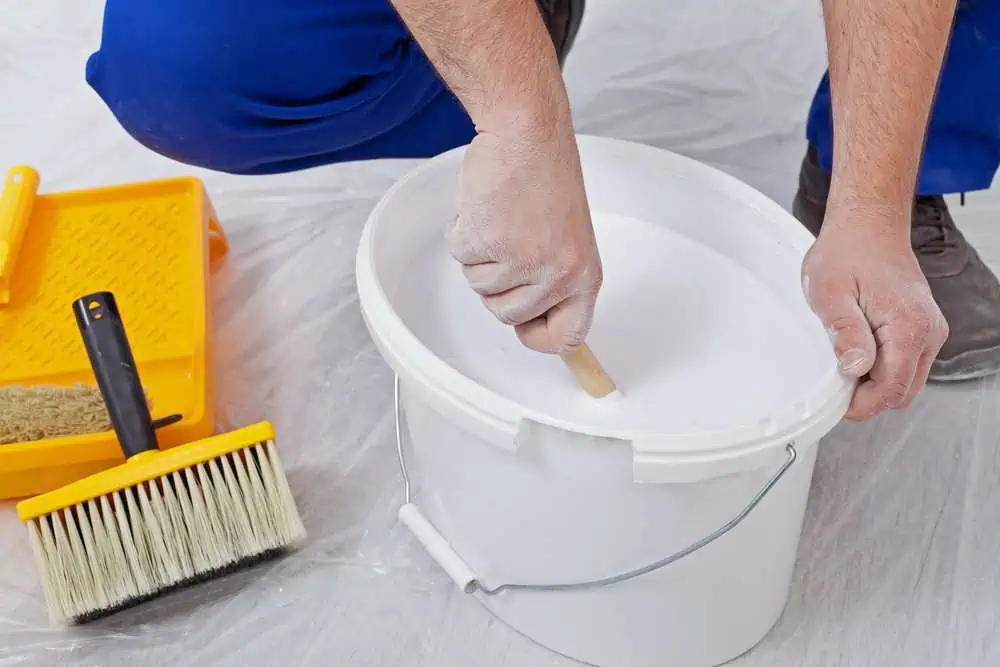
top-left (18, 421), bottom-right (307, 624)
top-left (18, 421), bottom-right (275, 520)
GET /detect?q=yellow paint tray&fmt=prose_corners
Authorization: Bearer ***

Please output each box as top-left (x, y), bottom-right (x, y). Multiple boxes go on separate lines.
top-left (0, 166), bottom-right (229, 500)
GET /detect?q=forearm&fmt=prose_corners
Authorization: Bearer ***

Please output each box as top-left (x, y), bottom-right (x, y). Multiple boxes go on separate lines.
top-left (390, 0), bottom-right (570, 139)
top-left (823, 0), bottom-right (957, 228)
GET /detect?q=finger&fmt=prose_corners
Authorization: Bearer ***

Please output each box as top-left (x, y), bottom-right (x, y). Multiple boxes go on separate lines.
top-left (899, 314), bottom-right (949, 408)
top-left (900, 347), bottom-right (936, 409)
top-left (846, 334), bottom-right (922, 419)
top-left (445, 217), bottom-right (491, 265)
top-left (483, 282), bottom-right (566, 327)
top-left (515, 293), bottom-right (596, 354)
top-left (844, 378), bottom-right (878, 421)
top-left (813, 296), bottom-right (878, 378)
top-left (462, 262), bottom-right (528, 296)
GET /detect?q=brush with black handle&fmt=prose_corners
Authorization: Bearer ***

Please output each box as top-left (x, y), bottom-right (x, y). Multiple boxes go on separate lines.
top-left (17, 291), bottom-right (306, 624)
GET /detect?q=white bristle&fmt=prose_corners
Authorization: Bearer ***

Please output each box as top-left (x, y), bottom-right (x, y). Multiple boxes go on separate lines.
top-left (250, 445), bottom-right (284, 547)
top-left (50, 510), bottom-right (89, 618)
top-left (263, 440), bottom-right (307, 545)
top-left (72, 505), bottom-right (112, 610)
top-left (231, 450), bottom-right (276, 550)
top-left (27, 520), bottom-right (60, 623)
top-left (62, 508), bottom-right (98, 613)
top-left (115, 490), bottom-right (156, 596)
top-left (95, 496), bottom-right (138, 601)
top-left (179, 468), bottom-right (227, 570)
top-left (145, 480), bottom-right (194, 582)
top-left (24, 441), bottom-right (306, 625)
top-left (215, 455), bottom-right (257, 559)
top-left (201, 460), bottom-right (248, 559)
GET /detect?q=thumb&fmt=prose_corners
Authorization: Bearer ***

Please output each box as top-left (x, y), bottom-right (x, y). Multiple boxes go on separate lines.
top-left (812, 294), bottom-right (878, 378)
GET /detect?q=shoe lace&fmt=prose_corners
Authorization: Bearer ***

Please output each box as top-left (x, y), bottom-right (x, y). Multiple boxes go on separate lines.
top-left (912, 196), bottom-right (961, 256)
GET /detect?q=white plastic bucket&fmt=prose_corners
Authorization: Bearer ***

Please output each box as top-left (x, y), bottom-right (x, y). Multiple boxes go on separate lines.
top-left (356, 135), bottom-right (853, 667)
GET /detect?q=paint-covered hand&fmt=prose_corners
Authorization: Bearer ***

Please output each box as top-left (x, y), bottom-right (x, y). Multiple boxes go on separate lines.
top-left (447, 128), bottom-right (603, 354)
top-left (802, 210), bottom-right (948, 420)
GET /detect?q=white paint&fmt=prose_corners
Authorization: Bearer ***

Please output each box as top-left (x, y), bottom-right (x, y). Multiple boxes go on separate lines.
top-left (396, 210), bottom-right (829, 435)
top-left (356, 135), bottom-right (854, 667)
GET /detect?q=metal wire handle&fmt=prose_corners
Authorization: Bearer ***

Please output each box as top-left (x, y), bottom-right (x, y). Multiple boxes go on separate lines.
top-left (394, 375), bottom-right (797, 595)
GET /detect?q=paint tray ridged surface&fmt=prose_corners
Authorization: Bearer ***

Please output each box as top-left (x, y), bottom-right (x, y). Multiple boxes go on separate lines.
top-left (0, 166), bottom-right (229, 500)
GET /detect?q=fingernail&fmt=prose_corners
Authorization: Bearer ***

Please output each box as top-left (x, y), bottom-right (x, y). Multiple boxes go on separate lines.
top-left (838, 349), bottom-right (867, 374)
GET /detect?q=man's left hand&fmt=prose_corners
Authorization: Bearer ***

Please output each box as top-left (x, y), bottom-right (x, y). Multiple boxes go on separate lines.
top-left (802, 205), bottom-right (949, 420)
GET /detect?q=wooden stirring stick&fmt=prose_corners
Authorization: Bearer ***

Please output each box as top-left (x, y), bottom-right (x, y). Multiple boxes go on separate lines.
top-left (560, 343), bottom-right (617, 398)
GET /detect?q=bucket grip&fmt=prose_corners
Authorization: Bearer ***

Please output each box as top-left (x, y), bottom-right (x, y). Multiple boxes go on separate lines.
top-left (393, 374), bottom-right (798, 596)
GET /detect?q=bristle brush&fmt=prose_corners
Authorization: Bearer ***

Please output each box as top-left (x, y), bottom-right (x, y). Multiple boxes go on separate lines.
top-left (17, 291), bottom-right (306, 624)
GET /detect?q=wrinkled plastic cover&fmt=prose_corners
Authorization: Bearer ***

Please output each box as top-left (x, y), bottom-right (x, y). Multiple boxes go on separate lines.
top-left (4, 1), bottom-right (1000, 666)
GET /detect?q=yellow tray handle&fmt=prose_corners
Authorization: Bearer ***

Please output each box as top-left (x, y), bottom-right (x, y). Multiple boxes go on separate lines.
top-left (207, 212), bottom-right (229, 269)
top-left (0, 166), bottom-right (40, 305)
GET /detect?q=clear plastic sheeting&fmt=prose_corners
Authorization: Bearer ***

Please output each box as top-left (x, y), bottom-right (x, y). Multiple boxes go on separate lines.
top-left (3, 2), bottom-right (1000, 666)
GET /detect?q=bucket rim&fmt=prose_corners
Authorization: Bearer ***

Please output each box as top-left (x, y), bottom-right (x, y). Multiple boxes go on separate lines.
top-left (356, 134), bottom-right (854, 459)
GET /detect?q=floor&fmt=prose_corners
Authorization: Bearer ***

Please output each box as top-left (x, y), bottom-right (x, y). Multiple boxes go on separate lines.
top-left (3, 1), bottom-right (1000, 666)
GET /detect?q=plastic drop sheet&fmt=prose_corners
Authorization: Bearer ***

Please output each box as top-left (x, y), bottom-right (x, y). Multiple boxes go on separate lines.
top-left (4, 2), bottom-right (1000, 666)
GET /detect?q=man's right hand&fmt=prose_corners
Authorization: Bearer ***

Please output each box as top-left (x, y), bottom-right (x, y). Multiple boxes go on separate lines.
top-left (387, 0), bottom-right (601, 353)
top-left (447, 126), bottom-right (602, 354)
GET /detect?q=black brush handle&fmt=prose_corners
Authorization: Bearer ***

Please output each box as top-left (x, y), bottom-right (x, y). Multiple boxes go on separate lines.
top-left (73, 291), bottom-right (159, 459)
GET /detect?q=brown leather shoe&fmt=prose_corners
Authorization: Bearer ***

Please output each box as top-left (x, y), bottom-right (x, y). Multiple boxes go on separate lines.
top-left (536, 0), bottom-right (585, 65)
top-left (792, 144), bottom-right (1000, 381)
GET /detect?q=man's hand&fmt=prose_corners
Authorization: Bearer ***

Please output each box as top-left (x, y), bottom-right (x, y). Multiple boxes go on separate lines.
top-left (390, 0), bottom-right (601, 353)
top-left (447, 126), bottom-right (600, 354)
top-left (803, 207), bottom-right (948, 420)
top-left (816, 0), bottom-right (957, 417)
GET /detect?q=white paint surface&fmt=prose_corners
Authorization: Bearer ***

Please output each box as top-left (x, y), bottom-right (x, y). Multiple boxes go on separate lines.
top-left (398, 210), bottom-right (828, 433)
top-left (372, 135), bottom-right (850, 455)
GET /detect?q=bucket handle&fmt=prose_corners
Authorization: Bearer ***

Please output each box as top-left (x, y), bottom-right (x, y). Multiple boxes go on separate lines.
top-left (393, 374), bottom-right (798, 596)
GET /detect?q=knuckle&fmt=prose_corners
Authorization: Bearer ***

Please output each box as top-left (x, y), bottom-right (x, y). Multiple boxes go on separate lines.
top-left (444, 214), bottom-right (468, 240)
top-left (553, 250), bottom-right (582, 278)
top-left (464, 265), bottom-right (510, 297)
top-left (494, 310), bottom-right (519, 326)
top-left (491, 304), bottom-right (521, 326)
top-left (907, 312), bottom-right (934, 338)
top-left (445, 229), bottom-right (476, 260)
top-left (934, 314), bottom-right (950, 345)
top-left (881, 376), bottom-right (910, 408)
top-left (555, 249), bottom-right (602, 291)
top-left (488, 297), bottom-right (531, 326)
top-left (447, 226), bottom-right (510, 265)
top-left (468, 281), bottom-right (492, 297)
top-left (483, 235), bottom-right (509, 260)
top-left (443, 227), bottom-right (462, 254)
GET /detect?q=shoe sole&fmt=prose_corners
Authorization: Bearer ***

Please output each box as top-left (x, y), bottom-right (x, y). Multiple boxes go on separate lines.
top-left (930, 344), bottom-right (1000, 382)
